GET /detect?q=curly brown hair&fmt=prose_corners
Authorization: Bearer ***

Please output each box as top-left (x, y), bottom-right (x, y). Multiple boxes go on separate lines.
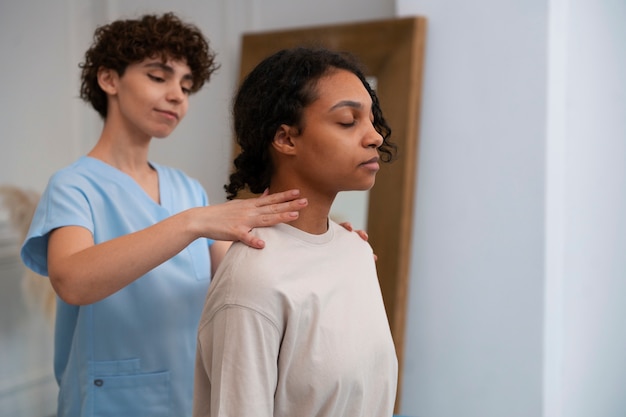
top-left (79, 12), bottom-right (219, 118)
top-left (225, 47), bottom-right (396, 200)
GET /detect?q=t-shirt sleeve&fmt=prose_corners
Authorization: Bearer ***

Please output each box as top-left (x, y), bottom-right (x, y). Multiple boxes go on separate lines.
top-left (194, 306), bottom-right (280, 417)
top-left (21, 172), bottom-right (93, 276)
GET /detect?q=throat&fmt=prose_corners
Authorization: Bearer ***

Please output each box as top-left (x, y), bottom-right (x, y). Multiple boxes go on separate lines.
top-left (134, 165), bottom-right (160, 204)
top-left (287, 208), bottom-right (330, 235)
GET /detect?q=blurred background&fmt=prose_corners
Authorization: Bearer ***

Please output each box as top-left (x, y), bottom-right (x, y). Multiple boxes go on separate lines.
top-left (1, 0), bottom-right (624, 416)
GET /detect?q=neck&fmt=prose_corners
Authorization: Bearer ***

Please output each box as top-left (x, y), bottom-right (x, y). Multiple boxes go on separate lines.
top-left (88, 122), bottom-right (152, 174)
top-left (269, 183), bottom-right (335, 235)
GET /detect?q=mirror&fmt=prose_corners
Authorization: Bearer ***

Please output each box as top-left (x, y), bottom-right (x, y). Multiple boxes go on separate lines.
top-left (235, 16), bottom-right (427, 409)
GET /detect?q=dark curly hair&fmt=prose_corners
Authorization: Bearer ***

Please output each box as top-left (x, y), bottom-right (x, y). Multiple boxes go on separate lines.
top-left (79, 12), bottom-right (219, 118)
top-left (225, 47), bottom-right (396, 200)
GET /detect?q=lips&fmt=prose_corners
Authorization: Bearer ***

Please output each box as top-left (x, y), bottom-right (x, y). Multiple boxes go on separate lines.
top-left (360, 156), bottom-right (380, 171)
top-left (156, 109), bottom-right (179, 121)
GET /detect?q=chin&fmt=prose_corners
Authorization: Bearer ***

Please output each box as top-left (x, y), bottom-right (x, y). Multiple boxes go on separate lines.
top-left (353, 181), bottom-right (376, 191)
top-left (152, 130), bottom-right (175, 139)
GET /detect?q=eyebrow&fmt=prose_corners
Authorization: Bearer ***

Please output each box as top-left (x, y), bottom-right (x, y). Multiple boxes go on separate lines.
top-left (144, 62), bottom-right (193, 81)
top-left (329, 100), bottom-right (363, 112)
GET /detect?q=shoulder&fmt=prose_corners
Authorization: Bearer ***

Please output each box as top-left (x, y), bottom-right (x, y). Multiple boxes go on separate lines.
top-left (329, 220), bottom-right (374, 253)
top-left (48, 157), bottom-right (94, 185)
top-left (41, 158), bottom-right (102, 204)
top-left (216, 235), bottom-right (283, 286)
top-left (205, 230), bottom-right (286, 305)
top-left (46, 156), bottom-right (127, 195)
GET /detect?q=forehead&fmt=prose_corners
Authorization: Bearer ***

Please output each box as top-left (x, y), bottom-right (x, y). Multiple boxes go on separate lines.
top-left (311, 69), bottom-right (371, 109)
top-left (136, 56), bottom-right (191, 72)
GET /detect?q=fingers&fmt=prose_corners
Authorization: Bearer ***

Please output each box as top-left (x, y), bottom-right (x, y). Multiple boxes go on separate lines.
top-left (252, 189), bottom-right (307, 221)
top-left (253, 209), bottom-right (300, 227)
top-left (339, 222), bottom-right (369, 242)
top-left (355, 230), bottom-right (369, 241)
top-left (237, 227), bottom-right (266, 249)
top-left (269, 198), bottom-right (307, 215)
top-left (256, 189), bottom-right (302, 207)
top-left (339, 222), bottom-right (354, 232)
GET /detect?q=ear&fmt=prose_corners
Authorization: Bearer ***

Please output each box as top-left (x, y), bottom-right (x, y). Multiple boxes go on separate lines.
top-left (271, 124), bottom-right (297, 156)
top-left (97, 67), bottom-right (119, 96)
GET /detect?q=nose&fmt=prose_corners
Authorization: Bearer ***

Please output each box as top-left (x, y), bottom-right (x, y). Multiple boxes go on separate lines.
top-left (364, 123), bottom-right (384, 148)
top-left (166, 83), bottom-right (186, 103)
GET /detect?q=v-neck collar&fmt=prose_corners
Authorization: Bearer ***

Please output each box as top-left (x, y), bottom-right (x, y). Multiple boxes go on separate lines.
top-left (81, 156), bottom-right (164, 208)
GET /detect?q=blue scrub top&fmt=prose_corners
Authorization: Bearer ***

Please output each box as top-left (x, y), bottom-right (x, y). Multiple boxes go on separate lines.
top-left (22, 156), bottom-right (213, 417)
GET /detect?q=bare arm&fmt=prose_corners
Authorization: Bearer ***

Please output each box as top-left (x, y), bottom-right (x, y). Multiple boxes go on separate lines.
top-left (48, 190), bottom-right (307, 305)
top-left (210, 240), bottom-right (232, 276)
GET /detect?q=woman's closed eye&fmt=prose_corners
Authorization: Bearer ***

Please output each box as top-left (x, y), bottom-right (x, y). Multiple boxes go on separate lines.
top-left (148, 74), bottom-right (165, 82)
top-left (339, 120), bottom-right (356, 127)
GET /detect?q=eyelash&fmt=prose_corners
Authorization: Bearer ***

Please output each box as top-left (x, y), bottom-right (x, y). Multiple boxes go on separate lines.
top-left (148, 74), bottom-right (192, 95)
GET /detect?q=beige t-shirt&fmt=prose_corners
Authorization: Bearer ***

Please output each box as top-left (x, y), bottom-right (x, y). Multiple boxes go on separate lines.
top-left (193, 221), bottom-right (398, 417)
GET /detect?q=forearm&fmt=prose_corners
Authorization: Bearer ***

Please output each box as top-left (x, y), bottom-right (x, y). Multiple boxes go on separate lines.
top-left (48, 210), bottom-right (200, 305)
top-left (48, 189), bottom-right (306, 305)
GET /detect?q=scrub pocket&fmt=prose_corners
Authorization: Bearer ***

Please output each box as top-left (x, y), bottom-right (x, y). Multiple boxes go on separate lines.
top-left (89, 359), bottom-right (170, 417)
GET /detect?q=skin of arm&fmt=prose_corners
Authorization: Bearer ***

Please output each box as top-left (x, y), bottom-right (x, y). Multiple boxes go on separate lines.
top-left (47, 189), bottom-right (306, 305)
top-left (210, 240), bottom-right (231, 276)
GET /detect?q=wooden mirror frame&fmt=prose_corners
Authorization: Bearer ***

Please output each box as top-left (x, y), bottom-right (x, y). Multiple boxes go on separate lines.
top-left (235, 16), bottom-right (427, 409)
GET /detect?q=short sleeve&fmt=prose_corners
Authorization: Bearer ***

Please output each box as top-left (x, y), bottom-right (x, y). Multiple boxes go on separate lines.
top-left (21, 171), bottom-right (93, 276)
top-left (194, 306), bottom-right (280, 417)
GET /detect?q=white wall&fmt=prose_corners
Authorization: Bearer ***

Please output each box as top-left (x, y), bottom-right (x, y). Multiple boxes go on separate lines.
top-left (0, 1), bottom-right (77, 192)
top-left (398, 0), bottom-right (626, 417)
top-left (397, 1), bottom-right (546, 416)
top-left (558, 0), bottom-right (626, 416)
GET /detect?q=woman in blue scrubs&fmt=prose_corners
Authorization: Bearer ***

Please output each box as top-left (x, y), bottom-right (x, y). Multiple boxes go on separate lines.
top-left (20, 13), bottom-right (307, 417)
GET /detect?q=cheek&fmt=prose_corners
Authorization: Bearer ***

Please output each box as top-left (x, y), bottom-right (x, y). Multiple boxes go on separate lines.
top-left (124, 89), bottom-right (152, 112)
top-left (178, 100), bottom-right (190, 120)
top-left (306, 144), bottom-right (338, 169)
